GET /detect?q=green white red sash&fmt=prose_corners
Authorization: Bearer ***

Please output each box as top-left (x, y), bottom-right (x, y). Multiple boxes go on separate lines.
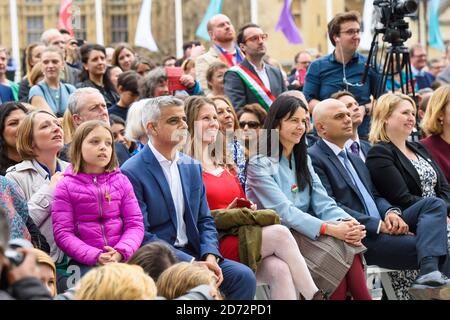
top-left (228, 64), bottom-right (276, 111)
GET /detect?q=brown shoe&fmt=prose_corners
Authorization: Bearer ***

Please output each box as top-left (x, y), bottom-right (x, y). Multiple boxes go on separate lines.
top-left (312, 290), bottom-right (328, 300)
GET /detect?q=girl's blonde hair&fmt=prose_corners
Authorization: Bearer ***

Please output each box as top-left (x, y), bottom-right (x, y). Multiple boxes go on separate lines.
top-left (70, 120), bottom-right (118, 174)
top-left (32, 248), bottom-right (57, 297)
top-left (75, 263), bottom-right (157, 300)
top-left (29, 62), bottom-right (44, 86)
top-left (421, 85), bottom-right (450, 136)
top-left (369, 92), bottom-right (416, 144)
top-left (62, 108), bottom-right (76, 144)
top-left (156, 262), bottom-right (222, 300)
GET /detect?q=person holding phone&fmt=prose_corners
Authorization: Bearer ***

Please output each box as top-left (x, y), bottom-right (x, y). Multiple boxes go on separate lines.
top-left (287, 51), bottom-right (312, 91)
top-left (138, 67), bottom-right (200, 99)
top-left (185, 96), bottom-right (326, 300)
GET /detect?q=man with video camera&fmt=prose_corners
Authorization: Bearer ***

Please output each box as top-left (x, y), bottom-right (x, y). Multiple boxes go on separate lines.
top-left (0, 208), bottom-right (52, 300)
top-left (303, 11), bottom-right (379, 140)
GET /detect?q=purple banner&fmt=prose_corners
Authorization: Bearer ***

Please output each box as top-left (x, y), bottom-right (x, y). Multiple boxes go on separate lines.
top-left (275, 0), bottom-right (303, 44)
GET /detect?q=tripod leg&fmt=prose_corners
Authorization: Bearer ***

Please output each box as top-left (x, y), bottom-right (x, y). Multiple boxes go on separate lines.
top-left (379, 51), bottom-right (392, 97)
top-left (395, 52), bottom-right (404, 94)
top-left (403, 53), bottom-right (415, 97)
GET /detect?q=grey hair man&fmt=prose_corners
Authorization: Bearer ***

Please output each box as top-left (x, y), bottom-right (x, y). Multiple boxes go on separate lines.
top-left (62, 88), bottom-right (130, 165)
top-left (67, 87), bottom-right (109, 127)
top-left (140, 97), bottom-right (187, 160)
top-left (121, 96), bottom-right (257, 300)
top-left (41, 28), bottom-right (66, 51)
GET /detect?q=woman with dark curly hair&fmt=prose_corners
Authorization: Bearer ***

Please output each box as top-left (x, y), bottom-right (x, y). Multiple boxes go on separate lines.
top-left (0, 102), bottom-right (28, 175)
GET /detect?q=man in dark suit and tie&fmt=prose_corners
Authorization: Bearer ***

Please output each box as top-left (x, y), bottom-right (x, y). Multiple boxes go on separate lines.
top-left (121, 96), bottom-right (256, 300)
top-left (224, 23), bottom-right (286, 112)
top-left (308, 99), bottom-right (450, 300)
top-left (331, 91), bottom-right (371, 161)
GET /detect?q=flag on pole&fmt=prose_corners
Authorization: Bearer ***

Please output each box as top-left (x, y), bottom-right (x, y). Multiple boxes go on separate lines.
top-left (275, 0), bottom-right (303, 44)
top-left (429, 0), bottom-right (445, 50)
top-left (360, 0), bottom-right (374, 50)
top-left (135, 0), bottom-right (159, 52)
top-left (196, 0), bottom-right (224, 41)
top-left (58, 0), bottom-right (74, 36)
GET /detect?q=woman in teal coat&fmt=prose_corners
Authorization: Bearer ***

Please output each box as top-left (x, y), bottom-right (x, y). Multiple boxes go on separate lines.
top-left (246, 95), bottom-right (371, 300)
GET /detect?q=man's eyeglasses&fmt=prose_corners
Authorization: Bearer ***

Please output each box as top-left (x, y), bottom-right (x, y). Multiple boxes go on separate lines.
top-left (339, 29), bottom-right (361, 36)
top-left (239, 121), bottom-right (261, 129)
top-left (244, 33), bottom-right (269, 43)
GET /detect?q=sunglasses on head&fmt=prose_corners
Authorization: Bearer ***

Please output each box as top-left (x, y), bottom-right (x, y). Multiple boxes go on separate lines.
top-left (239, 121), bottom-right (261, 129)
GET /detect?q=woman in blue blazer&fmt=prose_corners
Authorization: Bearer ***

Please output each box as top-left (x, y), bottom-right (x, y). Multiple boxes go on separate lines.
top-left (246, 95), bottom-right (371, 300)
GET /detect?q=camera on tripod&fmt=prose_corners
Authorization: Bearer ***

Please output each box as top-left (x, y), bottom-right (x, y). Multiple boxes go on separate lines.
top-left (374, 0), bottom-right (418, 45)
top-left (361, 0), bottom-right (418, 98)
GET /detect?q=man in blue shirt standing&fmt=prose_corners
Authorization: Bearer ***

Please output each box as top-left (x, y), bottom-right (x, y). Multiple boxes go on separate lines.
top-left (303, 11), bottom-right (380, 139)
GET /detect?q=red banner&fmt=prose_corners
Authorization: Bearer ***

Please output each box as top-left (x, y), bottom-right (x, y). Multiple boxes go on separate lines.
top-left (58, 0), bottom-right (73, 36)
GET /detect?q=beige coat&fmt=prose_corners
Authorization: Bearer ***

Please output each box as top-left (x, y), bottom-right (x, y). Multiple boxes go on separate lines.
top-left (195, 46), bottom-right (221, 95)
top-left (6, 159), bottom-right (69, 263)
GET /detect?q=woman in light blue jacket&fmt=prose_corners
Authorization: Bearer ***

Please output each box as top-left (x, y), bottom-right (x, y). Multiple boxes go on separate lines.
top-left (246, 95), bottom-right (371, 300)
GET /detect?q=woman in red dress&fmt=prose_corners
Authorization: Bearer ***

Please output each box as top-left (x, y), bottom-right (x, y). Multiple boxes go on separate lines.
top-left (184, 96), bottom-right (325, 300)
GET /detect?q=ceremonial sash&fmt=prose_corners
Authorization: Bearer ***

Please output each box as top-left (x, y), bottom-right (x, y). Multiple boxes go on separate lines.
top-left (228, 64), bottom-right (276, 111)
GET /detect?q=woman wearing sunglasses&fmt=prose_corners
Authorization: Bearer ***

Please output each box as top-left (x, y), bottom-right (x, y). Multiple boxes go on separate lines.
top-left (237, 103), bottom-right (267, 161)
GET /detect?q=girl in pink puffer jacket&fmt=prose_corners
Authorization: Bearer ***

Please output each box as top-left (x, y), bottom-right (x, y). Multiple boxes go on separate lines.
top-left (52, 121), bottom-right (144, 271)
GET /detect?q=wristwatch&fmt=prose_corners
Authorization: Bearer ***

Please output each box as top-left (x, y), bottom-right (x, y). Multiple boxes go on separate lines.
top-left (388, 209), bottom-right (402, 216)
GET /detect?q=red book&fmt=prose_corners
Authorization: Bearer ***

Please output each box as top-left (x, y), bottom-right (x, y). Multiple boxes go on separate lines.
top-left (165, 67), bottom-right (186, 92)
top-left (296, 68), bottom-right (307, 86)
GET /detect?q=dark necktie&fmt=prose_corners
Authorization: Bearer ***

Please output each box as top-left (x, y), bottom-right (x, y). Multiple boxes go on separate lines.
top-left (350, 141), bottom-right (360, 155)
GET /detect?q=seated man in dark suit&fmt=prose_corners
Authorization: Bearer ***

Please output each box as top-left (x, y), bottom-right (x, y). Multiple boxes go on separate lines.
top-left (330, 91), bottom-right (371, 161)
top-left (121, 96), bottom-right (256, 300)
top-left (224, 23), bottom-right (286, 112)
top-left (308, 99), bottom-right (450, 300)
